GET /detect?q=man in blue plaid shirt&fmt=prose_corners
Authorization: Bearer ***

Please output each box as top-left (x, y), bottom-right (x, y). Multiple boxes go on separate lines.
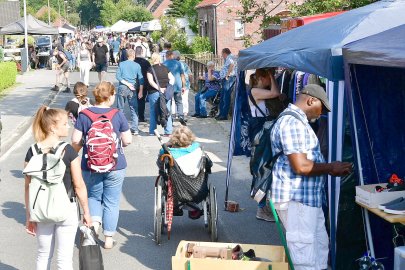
top-left (270, 84), bottom-right (352, 270)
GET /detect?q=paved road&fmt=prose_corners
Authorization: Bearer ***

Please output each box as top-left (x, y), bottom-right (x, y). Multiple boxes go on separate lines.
top-left (0, 67), bottom-right (280, 270)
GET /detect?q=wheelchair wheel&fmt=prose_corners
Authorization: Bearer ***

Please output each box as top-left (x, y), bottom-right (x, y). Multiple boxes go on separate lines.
top-left (208, 184), bottom-right (218, 241)
top-left (154, 176), bottom-right (165, 244)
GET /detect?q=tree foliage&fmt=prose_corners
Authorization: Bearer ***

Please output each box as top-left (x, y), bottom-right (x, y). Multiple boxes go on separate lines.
top-left (166, 0), bottom-right (202, 33)
top-left (100, 0), bottom-right (153, 26)
top-left (160, 16), bottom-right (191, 54)
top-left (190, 36), bottom-right (213, 54)
top-left (232, 0), bottom-right (283, 47)
top-left (290, 0), bottom-right (378, 16)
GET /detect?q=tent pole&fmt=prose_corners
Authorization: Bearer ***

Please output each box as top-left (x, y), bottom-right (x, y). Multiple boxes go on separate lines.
top-left (23, 0), bottom-right (29, 73)
top-left (350, 89), bottom-right (375, 257)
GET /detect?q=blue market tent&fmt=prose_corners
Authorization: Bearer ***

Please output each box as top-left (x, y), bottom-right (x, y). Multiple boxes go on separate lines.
top-left (229, 1), bottom-right (405, 269)
top-left (343, 24), bottom-right (405, 268)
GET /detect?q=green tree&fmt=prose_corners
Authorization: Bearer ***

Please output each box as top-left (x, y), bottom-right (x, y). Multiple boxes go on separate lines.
top-left (118, 5), bottom-right (153, 22)
top-left (100, 0), bottom-right (153, 26)
top-left (166, 0), bottom-right (202, 33)
top-left (160, 16), bottom-right (191, 54)
top-left (190, 36), bottom-right (213, 54)
top-left (79, 0), bottom-right (103, 27)
top-left (290, 0), bottom-right (377, 16)
top-left (100, 0), bottom-right (118, 26)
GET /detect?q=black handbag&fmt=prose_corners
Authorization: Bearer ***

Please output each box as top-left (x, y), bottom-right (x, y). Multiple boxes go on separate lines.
top-left (151, 65), bottom-right (174, 100)
top-left (79, 227), bottom-right (104, 270)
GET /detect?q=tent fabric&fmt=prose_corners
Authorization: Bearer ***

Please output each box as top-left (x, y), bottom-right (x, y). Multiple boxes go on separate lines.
top-left (343, 24), bottom-right (405, 68)
top-left (140, 20), bottom-right (162, 32)
top-left (127, 25), bottom-right (141, 33)
top-left (62, 23), bottom-right (75, 31)
top-left (237, 0), bottom-right (405, 80)
top-left (111, 20), bottom-right (130, 32)
top-left (0, 14), bottom-right (58, 35)
top-left (58, 27), bottom-right (74, 34)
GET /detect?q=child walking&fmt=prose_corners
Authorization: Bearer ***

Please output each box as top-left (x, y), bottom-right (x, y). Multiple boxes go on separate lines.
top-left (65, 82), bottom-right (92, 124)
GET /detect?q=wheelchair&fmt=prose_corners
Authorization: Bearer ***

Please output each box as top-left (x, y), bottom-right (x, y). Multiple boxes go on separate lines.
top-left (153, 132), bottom-right (218, 245)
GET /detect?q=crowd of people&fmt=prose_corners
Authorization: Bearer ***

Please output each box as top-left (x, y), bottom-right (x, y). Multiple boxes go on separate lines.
top-left (21, 29), bottom-right (356, 270)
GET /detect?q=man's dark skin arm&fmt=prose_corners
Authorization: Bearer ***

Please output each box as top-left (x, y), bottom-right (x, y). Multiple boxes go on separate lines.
top-left (288, 153), bottom-right (352, 177)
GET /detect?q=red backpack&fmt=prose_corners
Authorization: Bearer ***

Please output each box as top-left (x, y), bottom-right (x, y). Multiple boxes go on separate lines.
top-left (81, 109), bottom-right (119, 173)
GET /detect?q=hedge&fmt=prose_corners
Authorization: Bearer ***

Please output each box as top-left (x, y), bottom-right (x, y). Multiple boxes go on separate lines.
top-left (0, 62), bottom-right (17, 92)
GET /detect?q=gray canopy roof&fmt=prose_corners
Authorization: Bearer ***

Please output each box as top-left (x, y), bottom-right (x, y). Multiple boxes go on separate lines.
top-left (0, 14), bottom-right (58, 35)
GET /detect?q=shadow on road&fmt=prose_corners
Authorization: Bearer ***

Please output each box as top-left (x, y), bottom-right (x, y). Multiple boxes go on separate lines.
top-left (0, 262), bottom-right (18, 270)
top-left (9, 170), bottom-right (22, 178)
top-left (2, 201), bottom-right (25, 225)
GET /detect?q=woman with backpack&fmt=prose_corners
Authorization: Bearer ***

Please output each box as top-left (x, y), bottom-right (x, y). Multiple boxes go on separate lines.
top-left (24, 106), bottom-right (91, 270)
top-left (248, 68), bottom-right (282, 223)
top-left (72, 81), bottom-right (132, 249)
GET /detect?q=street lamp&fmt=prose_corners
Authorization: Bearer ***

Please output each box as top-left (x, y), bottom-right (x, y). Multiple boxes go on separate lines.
top-left (64, 0), bottom-right (68, 23)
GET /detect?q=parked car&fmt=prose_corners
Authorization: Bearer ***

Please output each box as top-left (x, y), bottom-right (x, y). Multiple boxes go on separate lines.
top-left (35, 36), bottom-right (52, 56)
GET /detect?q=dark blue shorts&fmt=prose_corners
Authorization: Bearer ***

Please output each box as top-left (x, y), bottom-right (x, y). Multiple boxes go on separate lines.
top-left (95, 63), bottom-right (107, 72)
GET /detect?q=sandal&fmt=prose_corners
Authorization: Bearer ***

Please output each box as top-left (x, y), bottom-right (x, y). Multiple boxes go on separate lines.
top-left (104, 237), bottom-right (117, 249)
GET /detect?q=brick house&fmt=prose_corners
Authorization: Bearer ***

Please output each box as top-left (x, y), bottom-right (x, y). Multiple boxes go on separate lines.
top-left (146, 0), bottom-right (171, 18)
top-left (196, 0), bottom-right (304, 55)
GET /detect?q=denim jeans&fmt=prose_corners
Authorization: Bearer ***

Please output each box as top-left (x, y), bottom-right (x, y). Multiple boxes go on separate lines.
top-left (218, 76), bottom-right (236, 118)
top-left (148, 91), bottom-right (160, 134)
top-left (117, 85), bottom-right (138, 132)
top-left (82, 169), bottom-right (126, 236)
top-left (148, 91), bottom-right (173, 135)
top-left (195, 89), bottom-right (218, 116)
top-left (173, 91), bottom-right (184, 118)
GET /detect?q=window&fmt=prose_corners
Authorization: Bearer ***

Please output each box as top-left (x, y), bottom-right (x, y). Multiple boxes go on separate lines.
top-left (235, 19), bottom-right (244, 38)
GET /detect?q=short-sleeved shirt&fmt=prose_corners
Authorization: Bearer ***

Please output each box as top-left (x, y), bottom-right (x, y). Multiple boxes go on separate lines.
top-left (74, 107), bottom-right (129, 171)
top-left (204, 71), bottom-right (221, 91)
top-left (112, 40), bottom-right (120, 52)
top-left (220, 54), bottom-right (236, 79)
top-left (180, 61), bottom-right (191, 90)
top-left (163, 59), bottom-right (184, 92)
top-left (92, 44), bottom-right (109, 64)
top-left (270, 104), bottom-right (326, 208)
top-left (135, 57), bottom-right (152, 90)
top-left (25, 144), bottom-right (78, 196)
top-left (147, 64), bottom-right (170, 94)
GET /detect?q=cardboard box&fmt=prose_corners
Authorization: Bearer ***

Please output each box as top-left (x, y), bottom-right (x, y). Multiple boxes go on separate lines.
top-left (172, 241), bottom-right (289, 270)
top-left (355, 183), bottom-right (405, 208)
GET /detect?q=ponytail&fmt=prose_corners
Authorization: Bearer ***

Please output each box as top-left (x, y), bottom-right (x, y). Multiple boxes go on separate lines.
top-left (32, 106), bottom-right (67, 142)
top-left (249, 73), bottom-right (257, 89)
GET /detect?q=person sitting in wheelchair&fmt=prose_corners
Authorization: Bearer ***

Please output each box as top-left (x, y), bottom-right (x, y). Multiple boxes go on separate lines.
top-left (158, 126), bottom-right (212, 219)
top-left (192, 61), bottom-right (221, 118)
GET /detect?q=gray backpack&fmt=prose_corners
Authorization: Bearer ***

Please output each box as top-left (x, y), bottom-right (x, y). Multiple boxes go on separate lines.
top-left (23, 142), bottom-right (71, 222)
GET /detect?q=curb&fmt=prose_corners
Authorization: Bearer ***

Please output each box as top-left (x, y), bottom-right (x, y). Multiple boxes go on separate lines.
top-left (0, 90), bottom-right (59, 157)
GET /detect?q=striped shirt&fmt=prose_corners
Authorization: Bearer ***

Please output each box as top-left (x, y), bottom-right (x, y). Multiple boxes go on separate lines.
top-left (270, 104), bottom-right (326, 208)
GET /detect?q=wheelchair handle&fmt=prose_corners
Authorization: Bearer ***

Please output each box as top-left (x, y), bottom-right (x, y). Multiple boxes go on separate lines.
top-left (154, 129), bottom-right (171, 154)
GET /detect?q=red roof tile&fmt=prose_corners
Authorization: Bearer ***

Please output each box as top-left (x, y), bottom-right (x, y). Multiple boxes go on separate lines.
top-left (196, 0), bottom-right (224, 8)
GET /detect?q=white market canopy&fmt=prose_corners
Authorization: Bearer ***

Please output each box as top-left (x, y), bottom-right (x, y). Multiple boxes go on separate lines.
top-left (140, 19), bottom-right (161, 32)
top-left (110, 20), bottom-right (140, 33)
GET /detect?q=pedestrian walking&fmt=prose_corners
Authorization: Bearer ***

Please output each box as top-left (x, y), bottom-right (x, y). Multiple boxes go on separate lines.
top-left (72, 81), bottom-right (132, 249)
top-left (134, 46), bottom-right (152, 122)
top-left (50, 48), bottom-right (71, 93)
top-left (77, 42), bottom-right (92, 86)
top-left (217, 48), bottom-right (236, 120)
top-left (270, 84), bottom-right (352, 270)
top-left (146, 53), bottom-right (175, 135)
top-left (24, 106), bottom-right (91, 270)
top-left (65, 82), bottom-right (92, 124)
top-left (116, 49), bottom-right (144, 135)
top-left (163, 50), bottom-right (187, 125)
top-left (111, 36), bottom-right (121, 64)
top-left (160, 42), bottom-right (171, 63)
top-left (174, 50), bottom-right (192, 118)
top-left (92, 37), bottom-right (109, 82)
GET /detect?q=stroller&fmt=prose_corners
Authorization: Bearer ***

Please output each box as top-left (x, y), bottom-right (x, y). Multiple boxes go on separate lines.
top-left (208, 90), bottom-right (221, 118)
top-left (153, 131), bottom-right (218, 245)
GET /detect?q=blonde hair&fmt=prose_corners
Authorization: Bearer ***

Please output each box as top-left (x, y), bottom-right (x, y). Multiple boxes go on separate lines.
top-left (151, 52), bottom-right (161, 64)
top-left (169, 126), bottom-right (196, 148)
top-left (93, 81), bottom-right (115, 105)
top-left (32, 106), bottom-right (67, 142)
top-left (127, 49), bottom-right (135, 58)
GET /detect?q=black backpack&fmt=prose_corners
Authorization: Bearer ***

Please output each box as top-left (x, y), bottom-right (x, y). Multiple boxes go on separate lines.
top-left (249, 110), bottom-right (304, 203)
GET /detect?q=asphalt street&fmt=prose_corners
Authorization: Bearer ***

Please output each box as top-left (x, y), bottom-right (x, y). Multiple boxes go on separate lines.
top-left (0, 67), bottom-right (280, 270)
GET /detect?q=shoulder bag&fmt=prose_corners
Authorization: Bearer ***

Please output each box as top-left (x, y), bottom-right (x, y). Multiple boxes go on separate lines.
top-left (151, 65), bottom-right (174, 100)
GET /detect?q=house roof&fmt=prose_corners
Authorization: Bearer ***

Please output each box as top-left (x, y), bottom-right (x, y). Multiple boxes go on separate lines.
top-left (196, 0), bottom-right (224, 9)
top-left (0, 1), bottom-right (20, 28)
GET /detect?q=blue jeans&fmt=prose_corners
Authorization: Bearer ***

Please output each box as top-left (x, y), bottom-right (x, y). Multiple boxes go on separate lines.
top-left (218, 76), bottom-right (236, 118)
top-left (82, 169), bottom-right (126, 236)
top-left (148, 92), bottom-right (173, 134)
top-left (173, 91), bottom-right (183, 117)
top-left (195, 89), bottom-right (218, 116)
top-left (117, 85), bottom-right (138, 132)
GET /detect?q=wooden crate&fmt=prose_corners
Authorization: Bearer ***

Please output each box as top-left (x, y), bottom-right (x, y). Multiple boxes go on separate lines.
top-left (172, 241), bottom-right (289, 270)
